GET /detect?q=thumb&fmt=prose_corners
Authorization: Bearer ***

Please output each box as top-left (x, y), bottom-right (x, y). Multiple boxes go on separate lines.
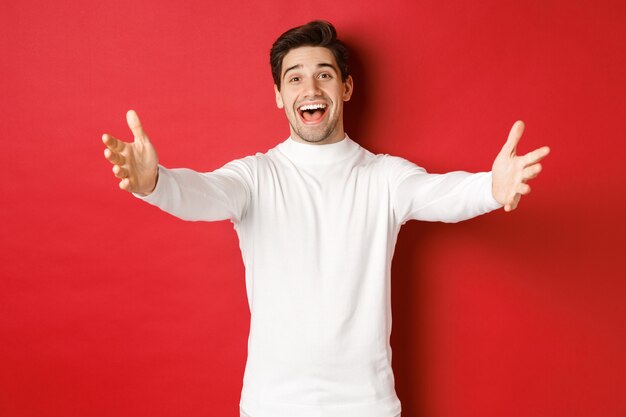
top-left (501, 120), bottom-right (525, 156)
top-left (126, 109), bottom-right (149, 143)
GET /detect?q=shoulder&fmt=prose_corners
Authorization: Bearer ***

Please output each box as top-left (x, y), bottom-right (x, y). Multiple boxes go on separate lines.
top-left (216, 141), bottom-right (287, 179)
top-left (362, 152), bottom-right (426, 178)
top-left (219, 154), bottom-right (258, 174)
top-left (384, 154), bottom-right (425, 172)
top-left (219, 140), bottom-right (283, 170)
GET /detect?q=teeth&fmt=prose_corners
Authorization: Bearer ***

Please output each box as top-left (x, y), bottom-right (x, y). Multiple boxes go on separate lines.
top-left (299, 103), bottom-right (327, 111)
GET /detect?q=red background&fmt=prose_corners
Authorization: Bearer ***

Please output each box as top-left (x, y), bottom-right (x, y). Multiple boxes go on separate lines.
top-left (1, 0), bottom-right (625, 416)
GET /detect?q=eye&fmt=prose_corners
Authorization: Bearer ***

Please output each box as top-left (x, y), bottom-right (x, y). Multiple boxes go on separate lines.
top-left (289, 76), bottom-right (301, 83)
top-left (319, 73), bottom-right (332, 79)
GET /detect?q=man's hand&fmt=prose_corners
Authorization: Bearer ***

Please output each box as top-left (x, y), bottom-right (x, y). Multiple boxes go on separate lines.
top-left (492, 121), bottom-right (550, 212)
top-left (102, 110), bottom-right (159, 196)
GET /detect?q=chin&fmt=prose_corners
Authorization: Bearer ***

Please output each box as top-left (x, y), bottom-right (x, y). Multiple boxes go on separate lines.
top-left (293, 121), bottom-right (339, 144)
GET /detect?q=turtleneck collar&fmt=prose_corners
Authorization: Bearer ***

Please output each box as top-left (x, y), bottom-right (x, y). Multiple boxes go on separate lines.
top-left (277, 134), bottom-right (360, 165)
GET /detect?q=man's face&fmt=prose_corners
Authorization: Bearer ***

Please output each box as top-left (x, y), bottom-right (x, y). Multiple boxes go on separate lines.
top-left (274, 46), bottom-right (353, 145)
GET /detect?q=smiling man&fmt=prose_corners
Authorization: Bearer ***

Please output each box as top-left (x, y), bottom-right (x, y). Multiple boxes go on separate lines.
top-left (274, 45), bottom-right (353, 144)
top-left (102, 20), bottom-right (549, 417)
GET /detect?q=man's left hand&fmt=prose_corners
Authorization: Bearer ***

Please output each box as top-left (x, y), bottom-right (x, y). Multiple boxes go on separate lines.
top-left (492, 120), bottom-right (551, 212)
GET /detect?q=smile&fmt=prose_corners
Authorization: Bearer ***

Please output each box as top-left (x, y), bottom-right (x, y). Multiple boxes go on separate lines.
top-left (297, 102), bottom-right (328, 125)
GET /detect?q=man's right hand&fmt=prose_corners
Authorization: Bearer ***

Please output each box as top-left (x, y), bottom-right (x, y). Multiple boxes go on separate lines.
top-left (102, 110), bottom-right (159, 196)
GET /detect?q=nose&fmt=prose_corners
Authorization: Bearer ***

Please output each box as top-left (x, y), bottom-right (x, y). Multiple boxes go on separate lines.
top-left (302, 77), bottom-right (322, 98)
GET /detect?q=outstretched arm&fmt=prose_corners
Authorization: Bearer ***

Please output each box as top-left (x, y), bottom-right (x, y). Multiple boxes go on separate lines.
top-left (492, 121), bottom-right (550, 212)
top-left (102, 110), bottom-right (253, 223)
top-left (102, 110), bottom-right (159, 196)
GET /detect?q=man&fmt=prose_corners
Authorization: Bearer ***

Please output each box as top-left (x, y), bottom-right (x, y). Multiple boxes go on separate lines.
top-left (102, 20), bottom-right (549, 417)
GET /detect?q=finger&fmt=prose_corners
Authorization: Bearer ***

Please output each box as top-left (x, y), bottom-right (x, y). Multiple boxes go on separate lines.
top-left (126, 110), bottom-right (148, 143)
top-left (103, 148), bottom-right (126, 166)
top-left (119, 178), bottom-right (132, 191)
top-left (501, 120), bottom-right (525, 156)
top-left (517, 183), bottom-right (531, 195)
top-left (112, 165), bottom-right (129, 179)
top-left (505, 194), bottom-right (521, 212)
top-left (523, 146), bottom-right (550, 167)
top-left (102, 133), bottom-right (126, 153)
top-left (522, 163), bottom-right (542, 180)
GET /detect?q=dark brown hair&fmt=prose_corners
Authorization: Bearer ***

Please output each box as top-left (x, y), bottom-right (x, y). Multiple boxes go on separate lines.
top-left (270, 20), bottom-right (349, 90)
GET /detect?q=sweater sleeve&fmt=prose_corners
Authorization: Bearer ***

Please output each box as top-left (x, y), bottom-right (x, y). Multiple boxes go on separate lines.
top-left (389, 156), bottom-right (502, 224)
top-left (134, 157), bottom-right (255, 223)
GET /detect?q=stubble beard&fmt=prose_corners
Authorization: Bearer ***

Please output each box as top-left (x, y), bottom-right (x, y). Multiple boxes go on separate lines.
top-left (289, 117), bottom-right (339, 144)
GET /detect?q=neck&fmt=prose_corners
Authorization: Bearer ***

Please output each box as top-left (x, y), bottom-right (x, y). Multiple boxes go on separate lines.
top-left (280, 134), bottom-right (357, 165)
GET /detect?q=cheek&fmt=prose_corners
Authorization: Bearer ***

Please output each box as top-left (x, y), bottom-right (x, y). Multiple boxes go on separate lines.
top-left (281, 94), bottom-right (295, 110)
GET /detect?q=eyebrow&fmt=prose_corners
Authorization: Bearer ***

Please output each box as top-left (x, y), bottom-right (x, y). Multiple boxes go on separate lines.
top-left (282, 62), bottom-right (338, 79)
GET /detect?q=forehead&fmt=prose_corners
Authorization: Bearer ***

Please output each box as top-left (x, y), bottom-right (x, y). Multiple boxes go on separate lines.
top-left (282, 46), bottom-right (338, 72)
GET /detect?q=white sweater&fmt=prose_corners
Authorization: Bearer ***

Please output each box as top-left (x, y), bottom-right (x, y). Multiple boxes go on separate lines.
top-left (139, 136), bottom-right (502, 417)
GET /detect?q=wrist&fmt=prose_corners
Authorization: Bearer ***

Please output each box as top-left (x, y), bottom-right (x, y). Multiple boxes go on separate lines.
top-left (148, 167), bottom-right (159, 194)
top-left (135, 167), bottom-right (159, 197)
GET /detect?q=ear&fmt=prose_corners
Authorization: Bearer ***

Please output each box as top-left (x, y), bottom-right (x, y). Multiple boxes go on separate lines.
top-left (343, 75), bottom-right (354, 102)
top-left (274, 84), bottom-right (284, 109)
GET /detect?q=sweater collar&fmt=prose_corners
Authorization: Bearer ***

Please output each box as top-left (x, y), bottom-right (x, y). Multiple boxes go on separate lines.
top-left (278, 134), bottom-right (359, 165)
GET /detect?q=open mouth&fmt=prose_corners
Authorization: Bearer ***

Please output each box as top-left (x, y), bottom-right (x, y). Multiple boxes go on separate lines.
top-left (297, 103), bottom-right (328, 124)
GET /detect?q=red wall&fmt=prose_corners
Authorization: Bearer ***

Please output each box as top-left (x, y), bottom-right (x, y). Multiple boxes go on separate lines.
top-left (2, 0), bottom-right (625, 416)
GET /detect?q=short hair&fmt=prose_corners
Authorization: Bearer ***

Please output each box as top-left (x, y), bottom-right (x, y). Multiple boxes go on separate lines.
top-left (270, 20), bottom-right (349, 90)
